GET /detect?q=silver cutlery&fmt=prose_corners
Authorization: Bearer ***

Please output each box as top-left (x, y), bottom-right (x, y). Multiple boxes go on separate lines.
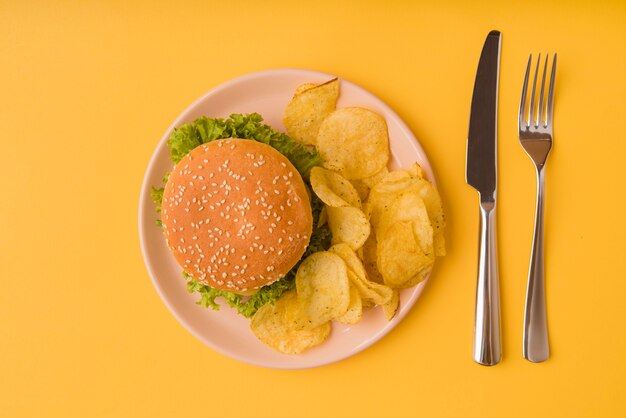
top-left (466, 30), bottom-right (502, 366)
top-left (519, 53), bottom-right (557, 363)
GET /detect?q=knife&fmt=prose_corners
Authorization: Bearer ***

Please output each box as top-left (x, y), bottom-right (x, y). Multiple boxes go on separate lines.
top-left (466, 30), bottom-right (502, 366)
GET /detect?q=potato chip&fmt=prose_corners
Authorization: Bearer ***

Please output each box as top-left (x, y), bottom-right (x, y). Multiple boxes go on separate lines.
top-left (329, 243), bottom-right (392, 305)
top-left (360, 167), bottom-right (390, 187)
top-left (250, 290), bottom-right (331, 355)
top-left (329, 243), bottom-right (368, 281)
top-left (366, 167), bottom-right (446, 256)
top-left (387, 178), bottom-right (446, 256)
top-left (295, 252), bottom-right (350, 327)
top-left (365, 179), bottom-right (417, 228)
top-left (327, 206), bottom-right (370, 250)
top-left (361, 299), bottom-right (375, 309)
top-left (377, 190), bottom-right (434, 253)
top-left (294, 82), bottom-right (317, 96)
top-left (317, 107), bottom-right (390, 179)
top-left (317, 205), bottom-right (328, 227)
top-left (381, 170), bottom-right (413, 184)
top-left (283, 78), bottom-right (339, 145)
top-left (382, 289), bottom-right (400, 321)
top-left (407, 163), bottom-right (424, 179)
top-left (336, 285), bottom-right (363, 325)
top-left (310, 167), bottom-right (361, 208)
top-left (361, 232), bottom-right (383, 284)
top-left (409, 179), bottom-right (446, 256)
top-left (350, 179), bottom-right (371, 202)
top-left (377, 221), bottom-right (434, 288)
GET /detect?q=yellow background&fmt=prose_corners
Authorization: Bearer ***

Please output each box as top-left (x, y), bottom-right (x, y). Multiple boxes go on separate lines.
top-left (2, 0), bottom-right (625, 417)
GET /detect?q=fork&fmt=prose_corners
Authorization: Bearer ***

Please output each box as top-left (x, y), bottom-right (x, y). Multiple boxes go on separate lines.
top-left (518, 53), bottom-right (557, 363)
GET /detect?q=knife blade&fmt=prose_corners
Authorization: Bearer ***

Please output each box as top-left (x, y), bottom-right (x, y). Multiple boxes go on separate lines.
top-left (466, 30), bottom-right (502, 366)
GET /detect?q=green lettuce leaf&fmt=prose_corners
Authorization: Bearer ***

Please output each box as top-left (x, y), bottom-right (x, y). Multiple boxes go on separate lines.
top-left (156, 113), bottom-right (330, 318)
top-left (167, 113), bottom-right (321, 177)
top-left (150, 187), bottom-right (164, 212)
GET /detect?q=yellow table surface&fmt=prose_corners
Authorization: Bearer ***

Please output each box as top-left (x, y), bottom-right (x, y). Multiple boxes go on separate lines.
top-left (2, 1), bottom-right (625, 417)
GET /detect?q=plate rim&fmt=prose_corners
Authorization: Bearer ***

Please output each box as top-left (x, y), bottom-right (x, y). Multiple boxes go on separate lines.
top-left (138, 68), bottom-right (435, 369)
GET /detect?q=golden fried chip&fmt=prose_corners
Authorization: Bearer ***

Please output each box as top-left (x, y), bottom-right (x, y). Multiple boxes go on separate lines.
top-left (336, 285), bottom-right (362, 325)
top-left (310, 167), bottom-right (361, 208)
top-left (250, 290), bottom-right (331, 355)
top-left (329, 243), bottom-right (392, 305)
top-left (382, 289), bottom-right (400, 321)
top-left (327, 206), bottom-right (370, 250)
top-left (317, 206), bottom-right (328, 227)
top-left (361, 232), bottom-right (384, 284)
top-left (283, 78), bottom-right (339, 145)
top-left (295, 252), bottom-right (350, 327)
top-left (366, 167), bottom-right (446, 256)
top-left (365, 179), bottom-right (415, 228)
top-left (360, 167), bottom-right (390, 187)
top-left (377, 221), bottom-right (434, 288)
top-left (410, 179), bottom-right (446, 256)
top-left (406, 163), bottom-right (424, 179)
top-left (377, 190), bottom-right (434, 252)
top-left (350, 179), bottom-right (371, 202)
top-left (293, 82), bottom-right (317, 96)
top-left (317, 107), bottom-right (390, 179)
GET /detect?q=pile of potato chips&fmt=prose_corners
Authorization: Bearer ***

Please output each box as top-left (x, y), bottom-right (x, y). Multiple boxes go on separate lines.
top-left (250, 79), bottom-right (446, 354)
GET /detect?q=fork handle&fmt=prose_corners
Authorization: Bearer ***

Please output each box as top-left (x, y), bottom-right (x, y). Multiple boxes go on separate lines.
top-left (473, 195), bottom-right (501, 366)
top-left (523, 166), bottom-right (550, 362)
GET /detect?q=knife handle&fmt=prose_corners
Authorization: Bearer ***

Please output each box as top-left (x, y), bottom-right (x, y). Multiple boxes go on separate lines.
top-left (473, 196), bottom-right (501, 366)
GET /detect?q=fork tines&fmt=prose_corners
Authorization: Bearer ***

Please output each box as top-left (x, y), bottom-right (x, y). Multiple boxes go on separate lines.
top-left (519, 54), bottom-right (557, 132)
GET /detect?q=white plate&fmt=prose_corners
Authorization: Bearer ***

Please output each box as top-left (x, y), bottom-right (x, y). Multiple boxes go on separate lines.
top-left (139, 69), bottom-right (437, 369)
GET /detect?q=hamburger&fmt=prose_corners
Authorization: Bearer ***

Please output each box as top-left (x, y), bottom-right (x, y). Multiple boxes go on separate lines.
top-left (152, 113), bottom-right (329, 317)
top-left (161, 138), bottom-right (313, 294)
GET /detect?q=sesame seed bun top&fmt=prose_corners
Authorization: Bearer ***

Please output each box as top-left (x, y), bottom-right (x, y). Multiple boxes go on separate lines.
top-left (161, 138), bottom-right (313, 294)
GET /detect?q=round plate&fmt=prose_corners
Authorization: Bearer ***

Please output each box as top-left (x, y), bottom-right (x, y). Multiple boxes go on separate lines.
top-left (139, 69), bottom-right (437, 369)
